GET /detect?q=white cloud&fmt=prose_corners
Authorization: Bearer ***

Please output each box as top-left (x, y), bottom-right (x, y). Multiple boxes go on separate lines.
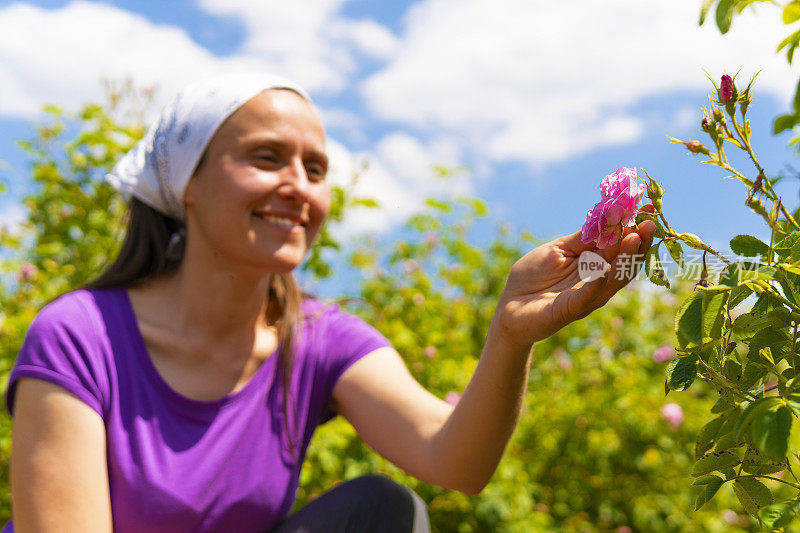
top-left (0, 202), bottom-right (27, 236)
top-left (197, 0), bottom-right (398, 91)
top-left (0, 1), bottom-right (269, 118)
top-left (362, 0), bottom-right (796, 166)
top-left (325, 133), bottom-right (467, 236)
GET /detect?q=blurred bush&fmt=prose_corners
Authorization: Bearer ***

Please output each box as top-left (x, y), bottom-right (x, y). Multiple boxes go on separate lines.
top-left (0, 96), bottom-right (753, 531)
top-left (297, 198), bottom-right (754, 532)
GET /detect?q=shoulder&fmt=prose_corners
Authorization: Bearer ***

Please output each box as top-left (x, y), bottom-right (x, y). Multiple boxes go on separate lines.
top-left (300, 296), bottom-right (391, 368)
top-left (28, 288), bottom-right (118, 343)
top-left (300, 297), bottom-right (376, 336)
top-left (8, 288), bottom-right (121, 417)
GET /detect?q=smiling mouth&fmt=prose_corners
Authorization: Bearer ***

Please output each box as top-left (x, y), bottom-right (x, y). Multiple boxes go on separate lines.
top-left (252, 213), bottom-right (305, 231)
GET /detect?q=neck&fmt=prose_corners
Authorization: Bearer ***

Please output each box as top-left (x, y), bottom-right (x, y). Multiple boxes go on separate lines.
top-left (153, 247), bottom-right (280, 341)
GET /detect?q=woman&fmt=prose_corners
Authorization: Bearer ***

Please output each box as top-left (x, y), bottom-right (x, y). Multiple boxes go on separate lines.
top-left (3, 73), bottom-right (655, 532)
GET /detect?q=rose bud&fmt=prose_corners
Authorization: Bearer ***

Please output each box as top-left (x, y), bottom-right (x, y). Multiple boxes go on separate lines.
top-left (685, 140), bottom-right (710, 155)
top-left (719, 74), bottom-right (735, 103)
top-left (680, 232), bottom-right (705, 249)
top-left (701, 116), bottom-right (711, 132)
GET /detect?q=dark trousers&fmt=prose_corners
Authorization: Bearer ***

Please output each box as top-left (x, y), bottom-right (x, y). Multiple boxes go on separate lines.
top-left (272, 475), bottom-right (430, 533)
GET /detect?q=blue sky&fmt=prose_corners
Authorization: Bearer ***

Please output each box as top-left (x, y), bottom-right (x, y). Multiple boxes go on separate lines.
top-left (0, 0), bottom-right (798, 294)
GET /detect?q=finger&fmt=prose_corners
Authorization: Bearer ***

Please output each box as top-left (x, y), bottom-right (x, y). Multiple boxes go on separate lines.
top-left (559, 229), bottom-right (598, 255)
top-left (583, 231), bottom-right (644, 311)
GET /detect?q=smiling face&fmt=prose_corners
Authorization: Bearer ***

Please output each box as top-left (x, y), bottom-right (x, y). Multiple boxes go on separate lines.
top-left (184, 89), bottom-right (331, 274)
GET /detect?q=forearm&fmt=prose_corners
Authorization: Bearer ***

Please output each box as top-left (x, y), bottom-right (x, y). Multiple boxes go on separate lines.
top-left (432, 314), bottom-right (533, 494)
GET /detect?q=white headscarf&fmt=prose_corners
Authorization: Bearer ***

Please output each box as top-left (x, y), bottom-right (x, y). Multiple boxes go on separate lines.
top-left (106, 72), bottom-right (310, 221)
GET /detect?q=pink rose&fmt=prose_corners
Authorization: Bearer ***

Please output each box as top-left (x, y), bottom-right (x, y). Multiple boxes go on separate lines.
top-left (17, 262), bottom-right (37, 283)
top-left (652, 344), bottom-right (675, 363)
top-left (581, 167), bottom-right (645, 249)
top-left (445, 391), bottom-right (461, 406)
top-left (719, 74), bottom-right (734, 103)
top-left (661, 402), bottom-right (684, 428)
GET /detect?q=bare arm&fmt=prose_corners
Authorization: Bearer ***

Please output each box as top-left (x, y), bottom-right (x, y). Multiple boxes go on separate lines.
top-left (333, 220), bottom-right (655, 495)
top-left (10, 379), bottom-right (112, 532)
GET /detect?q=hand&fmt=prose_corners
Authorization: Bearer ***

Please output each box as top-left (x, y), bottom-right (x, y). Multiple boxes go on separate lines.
top-left (494, 206), bottom-right (657, 349)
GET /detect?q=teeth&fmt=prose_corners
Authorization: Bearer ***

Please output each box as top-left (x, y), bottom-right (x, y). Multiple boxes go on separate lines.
top-left (258, 214), bottom-right (297, 228)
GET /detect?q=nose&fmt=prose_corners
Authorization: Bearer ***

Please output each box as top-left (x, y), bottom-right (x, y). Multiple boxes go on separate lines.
top-left (276, 158), bottom-right (310, 203)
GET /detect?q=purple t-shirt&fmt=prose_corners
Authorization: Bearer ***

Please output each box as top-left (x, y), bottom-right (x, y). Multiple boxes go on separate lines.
top-left (3, 287), bottom-right (391, 532)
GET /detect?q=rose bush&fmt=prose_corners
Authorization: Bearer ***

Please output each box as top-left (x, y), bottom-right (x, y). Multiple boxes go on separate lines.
top-left (631, 72), bottom-right (800, 529)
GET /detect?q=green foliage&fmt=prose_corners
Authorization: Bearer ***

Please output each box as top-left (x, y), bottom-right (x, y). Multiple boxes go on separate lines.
top-left (643, 73), bottom-right (800, 529)
top-left (291, 195), bottom-right (753, 531)
top-left (0, 92), bottom-right (746, 530)
top-left (699, 0), bottom-right (800, 146)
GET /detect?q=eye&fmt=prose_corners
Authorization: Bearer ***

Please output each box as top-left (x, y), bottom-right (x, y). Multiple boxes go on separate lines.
top-left (305, 162), bottom-right (327, 182)
top-left (252, 150), bottom-right (280, 165)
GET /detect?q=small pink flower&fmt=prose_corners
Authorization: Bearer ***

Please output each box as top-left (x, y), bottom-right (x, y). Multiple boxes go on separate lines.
top-left (424, 232), bottom-right (439, 246)
top-left (617, 527), bottom-right (632, 533)
top-left (719, 74), bottom-right (734, 103)
top-left (722, 509), bottom-right (738, 524)
top-left (581, 167), bottom-right (645, 249)
top-left (412, 293), bottom-right (425, 306)
top-left (424, 346), bottom-right (437, 358)
top-left (652, 344), bottom-right (675, 363)
top-left (661, 403), bottom-right (684, 428)
top-left (445, 391), bottom-right (461, 406)
top-left (553, 349), bottom-right (572, 371)
top-left (402, 259), bottom-right (419, 276)
top-left (701, 116), bottom-right (711, 132)
top-left (17, 262), bottom-right (37, 283)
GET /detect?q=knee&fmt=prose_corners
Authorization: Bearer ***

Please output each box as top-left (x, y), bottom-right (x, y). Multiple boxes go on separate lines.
top-left (347, 475), bottom-right (429, 532)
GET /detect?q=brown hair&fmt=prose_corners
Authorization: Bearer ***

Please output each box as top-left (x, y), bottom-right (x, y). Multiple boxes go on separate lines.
top-left (82, 197), bottom-right (305, 456)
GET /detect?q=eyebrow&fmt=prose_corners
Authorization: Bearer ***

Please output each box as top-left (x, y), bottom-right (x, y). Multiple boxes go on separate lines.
top-left (243, 136), bottom-right (328, 166)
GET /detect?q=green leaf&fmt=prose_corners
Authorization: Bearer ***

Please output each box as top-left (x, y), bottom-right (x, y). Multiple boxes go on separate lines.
top-left (715, 0), bottom-right (735, 34)
top-left (732, 312), bottom-right (771, 335)
top-left (729, 284), bottom-right (753, 310)
top-left (775, 113), bottom-right (800, 135)
top-left (694, 474), bottom-right (725, 510)
top-left (696, 413), bottom-right (729, 458)
top-left (675, 291), bottom-right (704, 347)
top-left (663, 239), bottom-right (684, 269)
top-left (793, 77), bottom-right (800, 114)
top-left (730, 235), bottom-right (769, 257)
top-left (733, 477), bottom-right (773, 517)
top-left (752, 405), bottom-right (792, 460)
top-left (740, 361), bottom-right (767, 391)
top-left (702, 289), bottom-right (729, 340)
top-left (424, 198), bottom-right (452, 212)
top-left (742, 447), bottom-right (786, 475)
top-left (784, 1), bottom-right (800, 24)
top-left (699, 0), bottom-right (716, 25)
top-left (666, 356), bottom-right (698, 392)
top-left (776, 233), bottom-right (800, 258)
top-left (352, 197), bottom-right (379, 208)
top-left (747, 327), bottom-right (791, 363)
top-left (760, 502), bottom-right (796, 529)
top-left (735, 397), bottom-right (779, 441)
top-left (645, 243), bottom-right (670, 288)
top-left (691, 449), bottom-right (740, 476)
